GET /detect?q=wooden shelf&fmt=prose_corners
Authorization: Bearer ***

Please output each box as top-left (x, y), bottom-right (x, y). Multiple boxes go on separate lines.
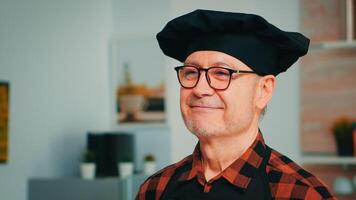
top-left (301, 156), bottom-right (356, 165)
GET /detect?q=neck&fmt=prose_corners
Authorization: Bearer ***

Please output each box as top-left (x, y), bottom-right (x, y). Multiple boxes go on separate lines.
top-left (198, 123), bottom-right (259, 181)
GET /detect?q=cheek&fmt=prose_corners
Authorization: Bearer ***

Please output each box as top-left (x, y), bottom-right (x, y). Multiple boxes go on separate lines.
top-left (222, 87), bottom-right (254, 117)
top-left (180, 89), bottom-right (189, 113)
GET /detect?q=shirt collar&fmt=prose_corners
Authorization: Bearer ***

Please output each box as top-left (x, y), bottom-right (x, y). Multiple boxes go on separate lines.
top-left (178, 129), bottom-right (267, 191)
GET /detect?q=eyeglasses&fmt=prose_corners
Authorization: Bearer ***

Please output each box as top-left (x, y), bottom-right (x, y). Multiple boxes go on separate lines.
top-left (174, 65), bottom-right (256, 90)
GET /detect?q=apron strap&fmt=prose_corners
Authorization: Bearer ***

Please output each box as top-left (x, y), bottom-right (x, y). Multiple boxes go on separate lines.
top-left (258, 145), bottom-right (272, 199)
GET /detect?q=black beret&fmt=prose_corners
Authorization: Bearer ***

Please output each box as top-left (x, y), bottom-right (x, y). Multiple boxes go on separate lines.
top-left (156, 9), bottom-right (310, 76)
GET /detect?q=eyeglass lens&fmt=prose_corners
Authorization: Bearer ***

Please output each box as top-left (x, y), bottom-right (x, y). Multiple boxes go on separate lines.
top-left (177, 66), bottom-right (232, 89)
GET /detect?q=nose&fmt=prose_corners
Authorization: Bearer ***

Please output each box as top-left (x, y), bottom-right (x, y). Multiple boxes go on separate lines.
top-left (191, 71), bottom-right (215, 97)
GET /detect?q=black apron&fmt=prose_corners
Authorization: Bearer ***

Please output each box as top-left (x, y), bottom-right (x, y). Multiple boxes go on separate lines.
top-left (161, 146), bottom-right (272, 200)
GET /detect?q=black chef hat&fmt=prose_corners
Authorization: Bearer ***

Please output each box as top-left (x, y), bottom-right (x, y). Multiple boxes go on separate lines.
top-left (156, 9), bottom-right (310, 76)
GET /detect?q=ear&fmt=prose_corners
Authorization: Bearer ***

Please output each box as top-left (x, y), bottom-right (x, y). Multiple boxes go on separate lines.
top-left (255, 75), bottom-right (276, 110)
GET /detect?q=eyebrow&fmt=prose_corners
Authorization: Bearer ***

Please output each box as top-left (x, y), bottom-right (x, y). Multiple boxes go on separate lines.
top-left (183, 61), bottom-right (237, 69)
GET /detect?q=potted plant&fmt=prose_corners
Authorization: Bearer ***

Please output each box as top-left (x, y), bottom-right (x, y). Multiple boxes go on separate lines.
top-left (80, 150), bottom-right (96, 180)
top-left (143, 154), bottom-right (156, 175)
top-left (118, 156), bottom-right (134, 179)
top-left (332, 117), bottom-right (354, 156)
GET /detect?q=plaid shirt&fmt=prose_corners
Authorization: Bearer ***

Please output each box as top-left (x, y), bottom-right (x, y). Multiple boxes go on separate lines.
top-left (136, 131), bottom-right (335, 200)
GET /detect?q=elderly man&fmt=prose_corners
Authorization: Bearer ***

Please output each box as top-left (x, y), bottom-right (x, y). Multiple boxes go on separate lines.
top-left (137, 9), bottom-right (334, 200)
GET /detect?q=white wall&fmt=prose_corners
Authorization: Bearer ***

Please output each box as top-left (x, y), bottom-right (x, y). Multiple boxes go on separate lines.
top-left (112, 0), bottom-right (169, 38)
top-left (0, 0), bottom-right (112, 200)
top-left (168, 0), bottom-right (301, 162)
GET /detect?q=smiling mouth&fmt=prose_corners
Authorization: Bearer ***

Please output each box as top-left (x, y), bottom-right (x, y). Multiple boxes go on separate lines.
top-left (189, 105), bottom-right (223, 110)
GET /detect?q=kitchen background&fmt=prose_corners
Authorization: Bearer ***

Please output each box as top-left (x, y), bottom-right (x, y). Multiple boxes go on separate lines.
top-left (0, 0), bottom-right (355, 199)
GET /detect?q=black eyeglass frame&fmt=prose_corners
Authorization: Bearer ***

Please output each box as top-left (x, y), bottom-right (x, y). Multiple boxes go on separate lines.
top-left (174, 65), bottom-right (257, 90)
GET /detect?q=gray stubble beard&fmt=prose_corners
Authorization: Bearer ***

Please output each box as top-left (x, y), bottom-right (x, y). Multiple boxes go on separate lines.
top-left (182, 114), bottom-right (241, 138)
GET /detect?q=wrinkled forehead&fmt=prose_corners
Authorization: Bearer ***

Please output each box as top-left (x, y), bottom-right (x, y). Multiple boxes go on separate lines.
top-left (184, 50), bottom-right (253, 71)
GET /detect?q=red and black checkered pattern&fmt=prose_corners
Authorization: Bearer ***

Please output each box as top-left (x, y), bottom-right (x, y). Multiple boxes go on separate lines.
top-left (136, 131), bottom-right (335, 200)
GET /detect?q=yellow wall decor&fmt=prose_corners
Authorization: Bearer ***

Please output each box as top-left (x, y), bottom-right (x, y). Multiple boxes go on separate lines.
top-left (0, 82), bottom-right (9, 163)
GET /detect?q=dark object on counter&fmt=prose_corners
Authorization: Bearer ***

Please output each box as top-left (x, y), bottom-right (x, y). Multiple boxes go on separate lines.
top-left (87, 132), bottom-right (135, 176)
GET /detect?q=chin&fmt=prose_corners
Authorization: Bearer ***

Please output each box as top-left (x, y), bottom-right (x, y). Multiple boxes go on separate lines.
top-left (184, 118), bottom-right (227, 137)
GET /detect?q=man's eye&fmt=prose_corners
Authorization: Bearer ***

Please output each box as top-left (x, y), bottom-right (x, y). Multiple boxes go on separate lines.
top-left (213, 70), bottom-right (229, 76)
top-left (182, 70), bottom-right (198, 78)
top-left (185, 70), bottom-right (197, 75)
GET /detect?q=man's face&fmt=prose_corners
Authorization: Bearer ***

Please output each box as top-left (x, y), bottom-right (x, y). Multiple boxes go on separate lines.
top-left (180, 51), bottom-right (260, 137)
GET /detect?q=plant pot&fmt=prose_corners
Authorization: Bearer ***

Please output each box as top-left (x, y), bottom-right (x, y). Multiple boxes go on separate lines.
top-left (333, 176), bottom-right (353, 195)
top-left (118, 162), bottom-right (134, 179)
top-left (119, 95), bottom-right (147, 122)
top-left (144, 161), bottom-right (156, 175)
top-left (80, 163), bottom-right (96, 180)
top-left (120, 95), bottom-right (146, 112)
